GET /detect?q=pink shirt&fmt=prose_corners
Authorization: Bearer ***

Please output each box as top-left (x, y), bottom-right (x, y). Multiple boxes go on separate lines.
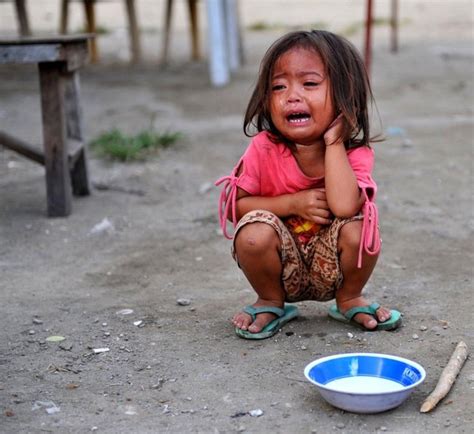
top-left (216, 131), bottom-right (380, 267)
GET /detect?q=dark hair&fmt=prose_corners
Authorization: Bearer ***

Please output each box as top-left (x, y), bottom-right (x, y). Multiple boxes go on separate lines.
top-left (243, 30), bottom-right (376, 149)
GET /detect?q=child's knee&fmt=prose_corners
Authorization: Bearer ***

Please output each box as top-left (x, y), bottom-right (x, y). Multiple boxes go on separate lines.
top-left (338, 220), bottom-right (363, 252)
top-left (234, 222), bottom-right (279, 255)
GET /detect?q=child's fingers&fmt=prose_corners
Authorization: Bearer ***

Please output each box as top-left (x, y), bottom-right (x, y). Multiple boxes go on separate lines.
top-left (309, 207), bottom-right (332, 222)
top-left (312, 215), bottom-right (333, 225)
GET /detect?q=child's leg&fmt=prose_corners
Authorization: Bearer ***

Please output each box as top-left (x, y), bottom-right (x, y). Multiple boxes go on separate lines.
top-left (336, 220), bottom-right (392, 330)
top-left (232, 222), bottom-right (286, 333)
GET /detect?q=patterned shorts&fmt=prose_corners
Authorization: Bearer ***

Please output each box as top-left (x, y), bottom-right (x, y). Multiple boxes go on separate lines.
top-left (232, 210), bottom-right (361, 302)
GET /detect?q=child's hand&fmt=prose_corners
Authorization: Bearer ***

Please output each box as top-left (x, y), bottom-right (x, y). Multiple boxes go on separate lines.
top-left (292, 188), bottom-right (333, 225)
top-left (324, 113), bottom-right (346, 146)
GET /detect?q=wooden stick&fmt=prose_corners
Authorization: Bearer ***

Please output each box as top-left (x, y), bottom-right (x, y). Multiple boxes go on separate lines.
top-left (420, 341), bottom-right (469, 413)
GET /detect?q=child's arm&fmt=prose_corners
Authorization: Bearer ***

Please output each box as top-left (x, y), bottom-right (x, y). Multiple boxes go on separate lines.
top-left (323, 116), bottom-right (365, 217)
top-left (234, 187), bottom-right (333, 225)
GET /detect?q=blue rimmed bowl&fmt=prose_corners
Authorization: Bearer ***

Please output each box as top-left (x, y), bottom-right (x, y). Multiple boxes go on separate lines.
top-left (304, 353), bottom-right (426, 413)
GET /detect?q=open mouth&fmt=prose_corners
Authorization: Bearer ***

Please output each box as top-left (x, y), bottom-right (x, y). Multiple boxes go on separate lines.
top-left (287, 112), bottom-right (311, 124)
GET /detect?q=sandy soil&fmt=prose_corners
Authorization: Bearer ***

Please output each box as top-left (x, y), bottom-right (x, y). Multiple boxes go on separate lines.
top-left (0, 1), bottom-right (473, 433)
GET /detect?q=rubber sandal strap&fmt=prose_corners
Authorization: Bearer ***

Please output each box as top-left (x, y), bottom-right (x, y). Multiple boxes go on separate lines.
top-left (343, 302), bottom-right (380, 321)
top-left (243, 305), bottom-right (285, 321)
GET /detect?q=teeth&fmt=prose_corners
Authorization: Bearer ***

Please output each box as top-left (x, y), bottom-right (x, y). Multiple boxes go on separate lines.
top-left (288, 112), bottom-right (310, 123)
top-left (289, 116), bottom-right (310, 123)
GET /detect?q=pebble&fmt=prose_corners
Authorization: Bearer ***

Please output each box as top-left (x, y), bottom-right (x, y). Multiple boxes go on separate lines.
top-left (249, 409), bottom-right (263, 417)
top-left (116, 309), bottom-right (134, 315)
top-left (412, 334), bottom-right (419, 340)
top-left (347, 332), bottom-right (354, 339)
top-left (59, 342), bottom-right (73, 351)
top-left (28, 330), bottom-right (36, 335)
top-left (336, 422), bottom-right (345, 429)
top-left (420, 325), bottom-right (427, 331)
top-left (32, 318), bottom-right (43, 325)
top-left (93, 348), bottom-right (110, 354)
top-left (177, 298), bottom-right (191, 306)
top-left (380, 426), bottom-right (387, 431)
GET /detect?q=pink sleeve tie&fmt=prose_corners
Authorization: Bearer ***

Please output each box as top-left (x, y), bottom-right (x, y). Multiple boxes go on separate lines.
top-left (215, 174), bottom-right (239, 239)
top-left (357, 190), bottom-right (381, 268)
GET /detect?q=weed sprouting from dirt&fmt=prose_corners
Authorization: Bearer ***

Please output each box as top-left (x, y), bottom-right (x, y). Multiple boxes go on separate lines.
top-left (90, 129), bottom-right (182, 162)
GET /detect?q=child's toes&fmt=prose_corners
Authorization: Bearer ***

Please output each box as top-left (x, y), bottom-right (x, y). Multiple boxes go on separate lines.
top-left (355, 314), bottom-right (378, 330)
top-left (376, 307), bottom-right (392, 323)
top-left (248, 313), bottom-right (277, 333)
top-left (232, 312), bottom-right (251, 330)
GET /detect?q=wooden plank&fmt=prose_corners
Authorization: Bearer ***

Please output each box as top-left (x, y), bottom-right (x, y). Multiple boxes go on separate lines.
top-left (39, 61), bottom-right (72, 217)
top-left (0, 44), bottom-right (62, 63)
top-left (67, 138), bottom-right (84, 166)
top-left (0, 130), bottom-right (44, 164)
top-left (0, 40), bottom-right (89, 67)
top-left (64, 72), bottom-right (90, 196)
top-left (63, 41), bottom-right (90, 71)
top-left (0, 35), bottom-right (93, 45)
top-left (0, 131), bottom-right (83, 167)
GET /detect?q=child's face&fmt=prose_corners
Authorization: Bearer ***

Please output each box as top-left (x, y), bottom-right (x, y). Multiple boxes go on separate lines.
top-left (269, 47), bottom-right (336, 146)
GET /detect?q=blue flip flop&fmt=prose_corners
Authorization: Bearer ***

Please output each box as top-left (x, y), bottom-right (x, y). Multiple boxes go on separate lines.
top-left (235, 304), bottom-right (299, 340)
top-left (328, 302), bottom-right (402, 331)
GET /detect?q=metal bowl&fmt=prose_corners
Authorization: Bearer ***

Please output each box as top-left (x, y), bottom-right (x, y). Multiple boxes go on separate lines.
top-left (304, 353), bottom-right (426, 413)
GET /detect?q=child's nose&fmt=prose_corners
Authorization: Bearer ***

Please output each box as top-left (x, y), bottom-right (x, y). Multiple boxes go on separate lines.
top-left (287, 85), bottom-right (302, 102)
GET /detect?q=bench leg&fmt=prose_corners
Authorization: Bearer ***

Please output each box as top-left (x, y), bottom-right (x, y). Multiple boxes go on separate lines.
top-left (14, 0), bottom-right (31, 36)
top-left (60, 0), bottom-right (69, 34)
top-left (84, 0), bottom-right (99, 63)
top-left (39, 62), bottom-right (72, 217)
top-left (161, 0), bottom-right (173, 64)
top-left (188, 0), bottom-right (200, 60)
top-left (125, 0), bottom-right (141, 63)
top-left (65, 72), bottom-right (91, 196)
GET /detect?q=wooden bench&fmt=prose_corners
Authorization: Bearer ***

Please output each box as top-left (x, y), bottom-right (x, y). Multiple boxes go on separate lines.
top-left (59, 0), bottom-right (200, 65)
top-left (0, 35), bottom-right (92, 217)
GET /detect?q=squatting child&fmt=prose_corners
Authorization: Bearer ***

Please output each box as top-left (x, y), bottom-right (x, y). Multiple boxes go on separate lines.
top-left (216, 30), bottom-right (401, 339)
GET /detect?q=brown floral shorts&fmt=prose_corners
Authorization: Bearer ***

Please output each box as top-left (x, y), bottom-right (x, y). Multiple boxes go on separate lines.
top-left (232, 210), bottom-right (361, 303)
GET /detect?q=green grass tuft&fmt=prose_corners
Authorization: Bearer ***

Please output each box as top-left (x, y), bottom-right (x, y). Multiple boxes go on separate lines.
top-left (90, 129), bottom-right (182, 162)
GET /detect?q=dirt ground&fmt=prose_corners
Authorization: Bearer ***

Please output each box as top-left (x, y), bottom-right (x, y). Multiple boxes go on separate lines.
top-left (0, 1), bottom-right (473, 433)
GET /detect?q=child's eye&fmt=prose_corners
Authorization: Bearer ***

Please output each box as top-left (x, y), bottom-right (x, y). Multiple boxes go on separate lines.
top-left (304, 81), bottom-right (319, 87)
top-left (272, 84), bottom-right (285, 91)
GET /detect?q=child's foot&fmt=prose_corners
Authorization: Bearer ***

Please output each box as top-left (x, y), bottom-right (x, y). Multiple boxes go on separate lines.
top-left (232, 300), bottom-right (283, 334)
top-left (336, 296), bottom-right (392, 330)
